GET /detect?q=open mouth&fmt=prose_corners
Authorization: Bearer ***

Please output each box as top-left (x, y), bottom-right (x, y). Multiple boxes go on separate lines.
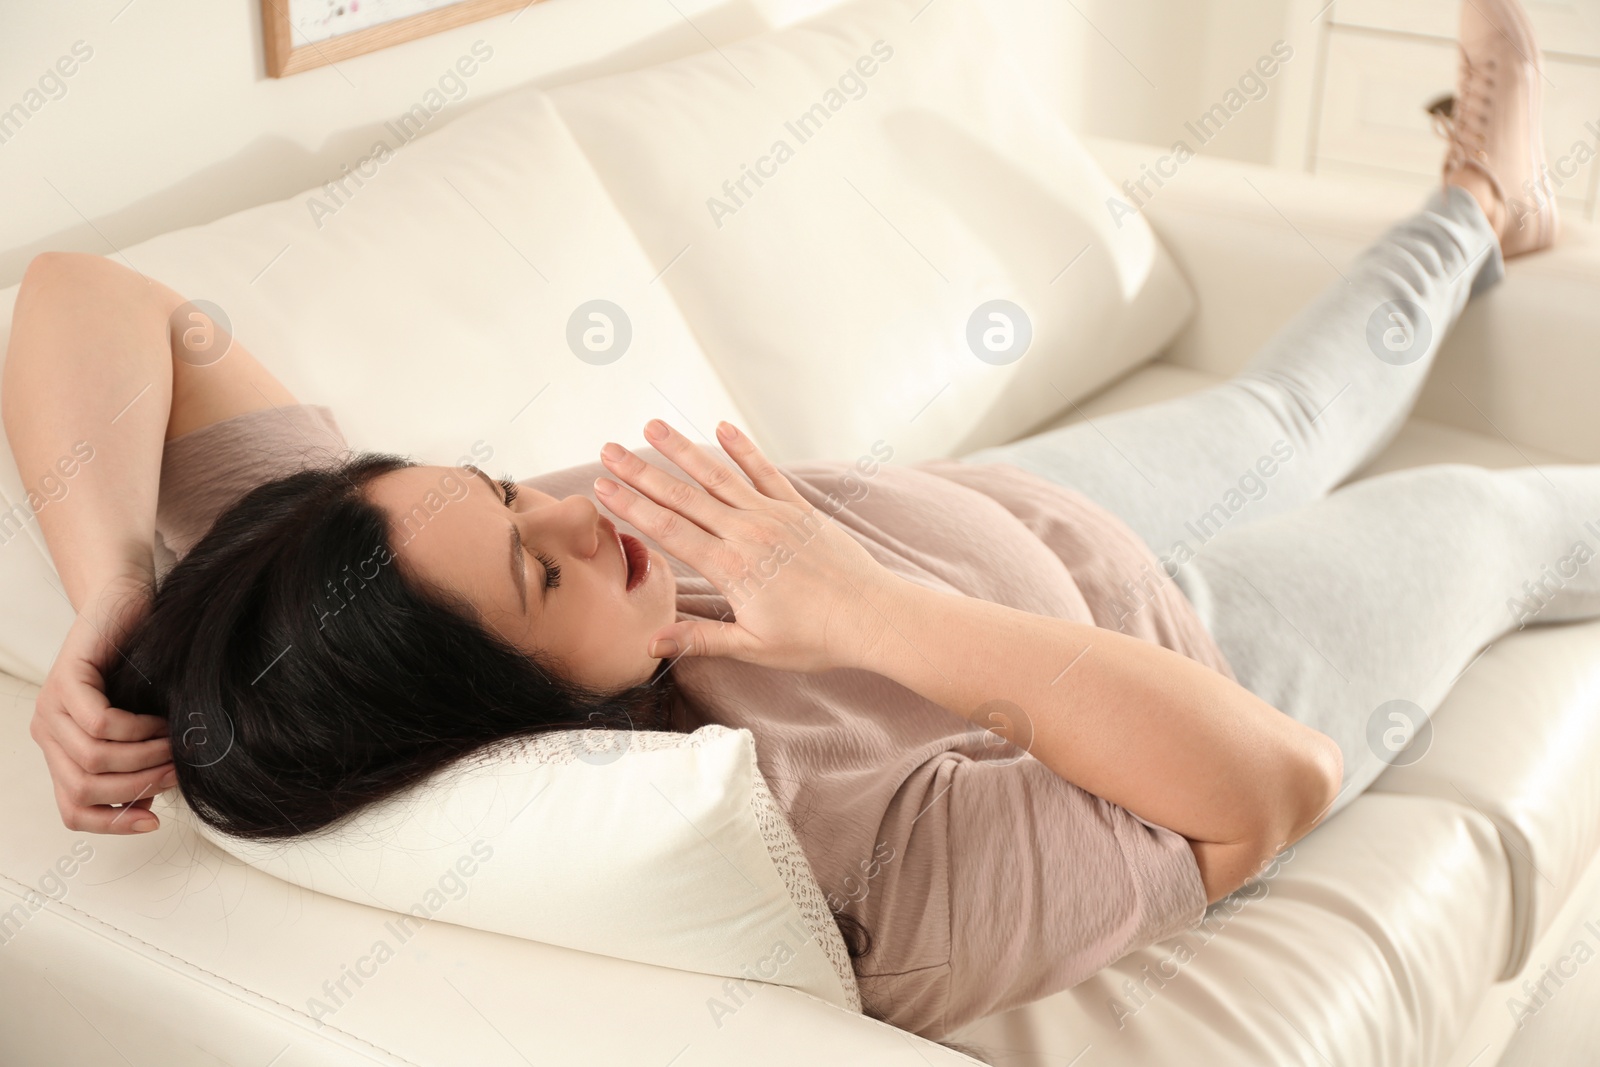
top-left (618, 531), bottom-right (651, 592)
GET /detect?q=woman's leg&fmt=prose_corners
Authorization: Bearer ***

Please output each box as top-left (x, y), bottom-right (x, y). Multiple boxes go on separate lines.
top-left (1178, 461), bottom-right (1600, 817)
top-left (959, 183), bottom-right (1504, 566)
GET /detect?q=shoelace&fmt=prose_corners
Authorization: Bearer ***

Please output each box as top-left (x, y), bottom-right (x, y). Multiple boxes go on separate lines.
top-left (1428, 47), bottom-right (1500, 193)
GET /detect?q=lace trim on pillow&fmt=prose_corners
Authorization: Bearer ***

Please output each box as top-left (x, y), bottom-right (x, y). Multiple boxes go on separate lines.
top-left (741, 739), bottom-right (863, 1011)
top-left (489, 725), bottom-right (862, 1011)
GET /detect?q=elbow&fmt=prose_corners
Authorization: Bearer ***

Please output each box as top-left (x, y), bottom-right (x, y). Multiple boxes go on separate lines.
top-left (1291, 731), bottom-right (1344, 842)
top-left (12, 252), bottom-right (102, 337)
top-left (1192, 734), bottom-right (1343, 905)
top-left (17, 252), bottom-right (136, 310)
top-left (19, 250), bottom-right (69, 288)
top-left (19, 250), bottom-right (95, 296)
top-left (7, 253), bottom-right (88, 418)
top-left (1260, 731), bottom-right (1343, 858)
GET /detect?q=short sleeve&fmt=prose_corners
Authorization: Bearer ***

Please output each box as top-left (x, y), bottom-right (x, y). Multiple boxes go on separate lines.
top-left (857, 748), bottom-right (1208, 1038)
top-left (156, 404), bottom-right (348, 567)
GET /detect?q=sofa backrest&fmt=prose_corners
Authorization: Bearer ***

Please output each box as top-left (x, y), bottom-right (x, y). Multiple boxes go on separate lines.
top-left (544, 0), bottom-right (1195, 465)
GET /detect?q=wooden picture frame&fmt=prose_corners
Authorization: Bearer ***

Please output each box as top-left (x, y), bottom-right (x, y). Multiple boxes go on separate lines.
top-left (262, 0), bottom-right (532, 78)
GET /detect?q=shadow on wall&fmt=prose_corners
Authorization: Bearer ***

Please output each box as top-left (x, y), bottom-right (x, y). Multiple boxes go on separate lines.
top-left (0, 0), bottom-right (773, 289)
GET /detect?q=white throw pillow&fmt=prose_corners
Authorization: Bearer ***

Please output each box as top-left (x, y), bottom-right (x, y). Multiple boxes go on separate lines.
top-left (547, 0), bottom-right (1196, 464)
top-left (173, 724), bottom-right (862, 1011)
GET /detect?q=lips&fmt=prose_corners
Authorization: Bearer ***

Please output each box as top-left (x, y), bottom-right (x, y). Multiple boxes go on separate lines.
top-left (600, 517), bottom-right (652, 593)
top-left (619, 532), bottom-right (650, 592)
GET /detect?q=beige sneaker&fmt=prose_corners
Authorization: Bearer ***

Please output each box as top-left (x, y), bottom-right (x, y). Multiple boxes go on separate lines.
top-left (1427, 0), bottom-right (1559, 257)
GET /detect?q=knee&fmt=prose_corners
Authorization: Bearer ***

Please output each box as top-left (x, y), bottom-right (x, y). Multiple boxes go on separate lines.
top-left (1396, 462), bottom-right (1494, 489)
top-left (1377, 462), bottom-right (1492, 499)
top-left (1363, 215), bottom-right (1469, 292)
top-left (1370, 463), bottom-right (1535, 529)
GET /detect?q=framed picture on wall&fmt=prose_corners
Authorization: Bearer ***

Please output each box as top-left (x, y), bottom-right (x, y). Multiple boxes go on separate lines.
top-left (262, 0), bottom-right (530, 78)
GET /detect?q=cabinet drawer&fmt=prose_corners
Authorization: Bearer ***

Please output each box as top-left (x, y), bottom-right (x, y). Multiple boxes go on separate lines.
top-left (1331, 0), bottom-right (1600, 61)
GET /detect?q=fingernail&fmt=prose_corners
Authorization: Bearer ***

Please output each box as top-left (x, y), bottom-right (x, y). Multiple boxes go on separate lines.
top-left (651, 638), bottom-right (679, 658)
top-left (645, 419), bottom-right (668, 440)
top-left (131, 816), bottom-right (158, 832)
top-left (601, 442), bottom-right (624, 461)
top-left (717, 421), bottom-right (740, 438)
top-left (160, 770), bottom-right (178, 790)
top-left (594, 477), bottom-right (619, 495)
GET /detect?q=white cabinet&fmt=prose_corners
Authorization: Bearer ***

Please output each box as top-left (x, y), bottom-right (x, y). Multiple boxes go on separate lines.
top-left (1276, 0), bottom-right (1600, 220)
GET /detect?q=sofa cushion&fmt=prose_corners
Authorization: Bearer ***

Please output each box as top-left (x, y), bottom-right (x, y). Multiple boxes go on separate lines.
top-left (1370, 620), bottom-right (1600, 979)
top-left (0, 85), bottom-right (750, 686)
top-left (949, 792), bottom-right (1513, 1067)
top-left (546, 0), bottom-right (1195, 466)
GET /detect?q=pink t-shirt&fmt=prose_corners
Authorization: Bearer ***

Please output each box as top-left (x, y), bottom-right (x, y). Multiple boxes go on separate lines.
top-left (155, 404), bottom-right (1233, 1039)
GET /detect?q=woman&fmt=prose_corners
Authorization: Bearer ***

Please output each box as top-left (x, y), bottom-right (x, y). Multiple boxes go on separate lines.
top-left (6, 0), bottom-right (1575, 1041)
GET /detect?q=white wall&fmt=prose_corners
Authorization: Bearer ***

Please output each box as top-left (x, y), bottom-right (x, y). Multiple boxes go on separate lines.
top-left (0, 0), bottom-right (1293, 289)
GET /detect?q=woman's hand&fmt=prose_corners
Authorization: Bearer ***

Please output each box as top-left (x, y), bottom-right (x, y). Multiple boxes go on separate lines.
top-left (32, 574), bottom-right (175, 833)
top-left (596, 419), bottom-right (906, 673)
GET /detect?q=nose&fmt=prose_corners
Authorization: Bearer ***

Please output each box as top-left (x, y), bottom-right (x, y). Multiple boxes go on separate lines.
top-left (516, 494), bottom-right (603, 560)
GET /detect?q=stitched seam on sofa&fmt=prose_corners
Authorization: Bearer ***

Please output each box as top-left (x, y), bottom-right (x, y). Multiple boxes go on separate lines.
top-left (1472, 805), bottom-right (1540, 979)
top-left (0, 872), bottom-right (423, 1066)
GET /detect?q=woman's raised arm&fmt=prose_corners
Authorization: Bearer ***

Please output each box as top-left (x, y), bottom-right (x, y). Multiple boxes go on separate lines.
top-left (3, 252), bottom-right (295, 832)
top-left (7, 253), bottom-right (180, 608)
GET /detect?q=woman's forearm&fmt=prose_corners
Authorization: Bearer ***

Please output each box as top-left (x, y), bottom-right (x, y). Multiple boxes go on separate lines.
top-left (854, 578), bottom-right (1343, 898)
top-left (3, 253), bottom-right (178, 612)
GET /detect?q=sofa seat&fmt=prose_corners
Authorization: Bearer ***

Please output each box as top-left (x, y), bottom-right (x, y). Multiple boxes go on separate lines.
top-left (1371, 621), bottom-right (1600, 979)
top-left (949, 792), bottom-right (1511, 1067)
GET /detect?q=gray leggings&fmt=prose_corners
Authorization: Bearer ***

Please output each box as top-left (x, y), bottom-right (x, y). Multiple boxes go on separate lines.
top-left (960, 185), bottom-right (1600, 816)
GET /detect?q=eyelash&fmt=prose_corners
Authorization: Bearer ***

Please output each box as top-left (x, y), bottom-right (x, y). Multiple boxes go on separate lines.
top-left (498, 478), bottom-right (561, 589)
top-left (535, 550), bottom-right (561, 589)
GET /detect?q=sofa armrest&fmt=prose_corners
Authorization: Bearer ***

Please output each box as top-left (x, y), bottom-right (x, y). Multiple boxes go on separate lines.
top-left (1081, 135), bottom-right (1600, 463)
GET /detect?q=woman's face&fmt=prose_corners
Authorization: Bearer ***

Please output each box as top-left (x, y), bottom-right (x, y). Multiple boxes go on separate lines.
top-left (366, 465), bottom-right (677, 692)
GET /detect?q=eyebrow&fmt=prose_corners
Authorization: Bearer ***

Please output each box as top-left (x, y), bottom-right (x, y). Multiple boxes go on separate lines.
top-left (469, 467), bottom-right (526, 612)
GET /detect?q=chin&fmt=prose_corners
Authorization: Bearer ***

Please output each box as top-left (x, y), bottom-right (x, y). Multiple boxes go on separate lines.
top-left (650, 553), bottom-right (678, 605)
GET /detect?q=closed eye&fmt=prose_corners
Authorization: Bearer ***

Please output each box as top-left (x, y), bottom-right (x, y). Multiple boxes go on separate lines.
top-left (534, 551), bottom-right (561, 588)
top-left (497, 477), bottom-right (559, 589)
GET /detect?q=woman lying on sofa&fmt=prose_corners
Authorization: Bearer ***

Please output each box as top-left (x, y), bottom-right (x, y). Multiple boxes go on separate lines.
top-left (5, 0), bottom-right (1575, 1041)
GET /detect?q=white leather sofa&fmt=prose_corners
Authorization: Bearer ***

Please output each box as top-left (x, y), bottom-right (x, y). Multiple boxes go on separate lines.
top-left (4, 11), bottom-right (1600, 1067)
